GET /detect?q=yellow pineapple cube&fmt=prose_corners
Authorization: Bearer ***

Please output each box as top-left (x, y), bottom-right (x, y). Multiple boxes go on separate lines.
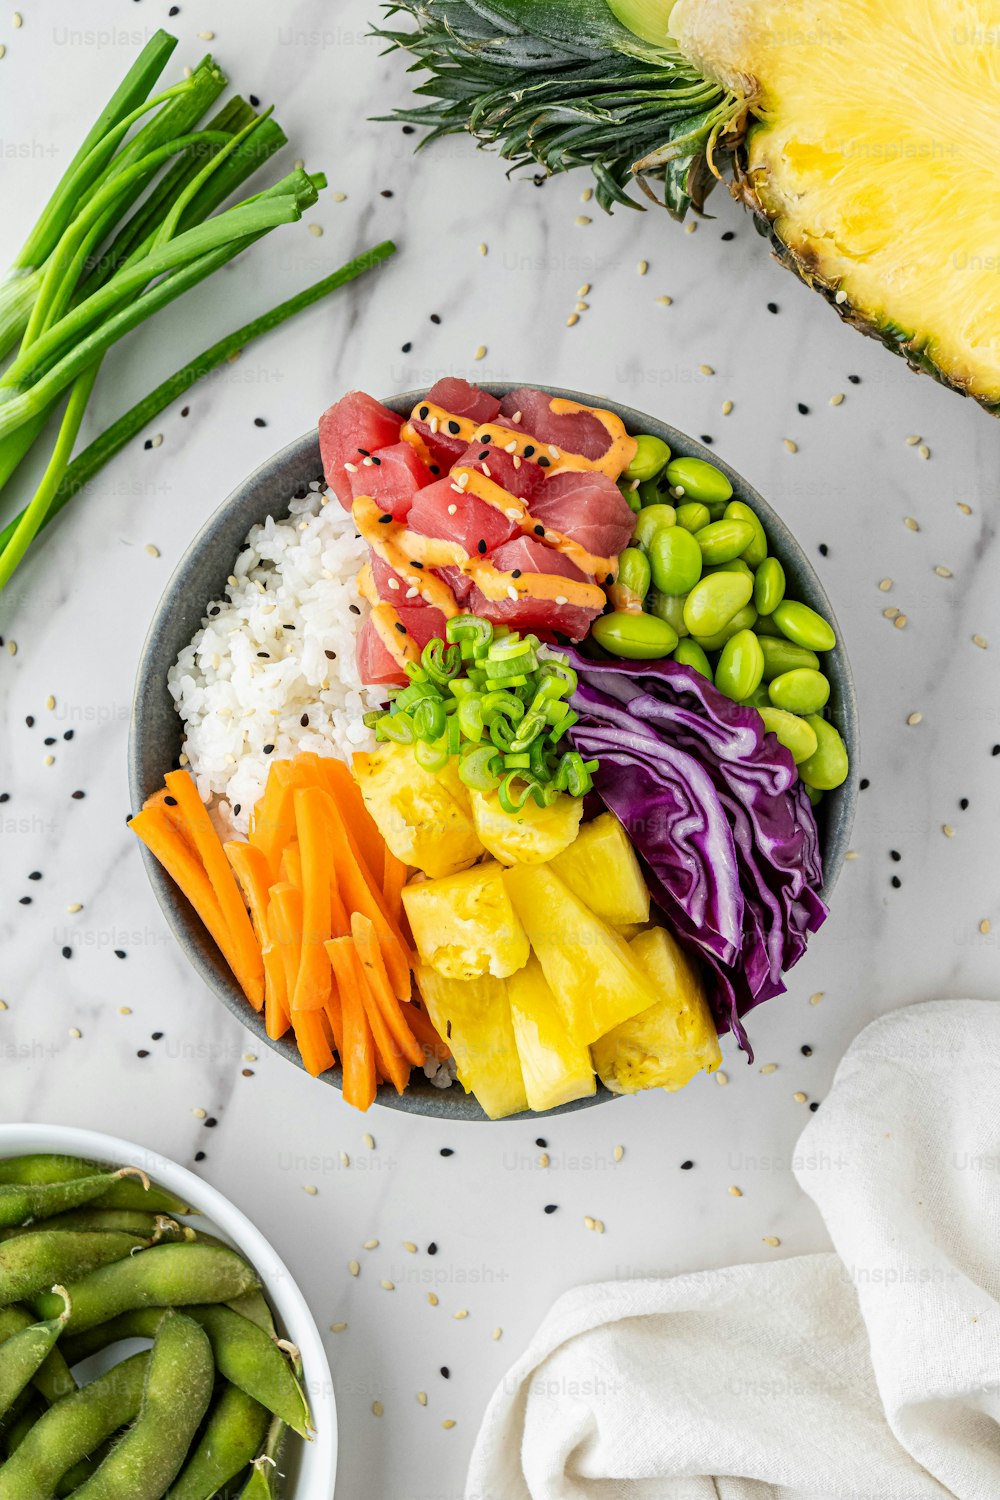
top-left (469, 788), bottom-right (582, 866)
top-left (415, 964), bottom-right (528, 1120)
top-left (402, 862), bottom-right (529, 980)
top-left (591, 926), bottom-right (721, 1095)
top-left (549, 811), bottom-right (650, 927)
top-left (352, 744), bottom-right (483, 879)
top-left (507, 955), bottom-right (596, 1113)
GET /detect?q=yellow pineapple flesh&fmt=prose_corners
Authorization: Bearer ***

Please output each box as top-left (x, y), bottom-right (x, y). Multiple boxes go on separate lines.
top-left (415, 963), bottom-right (529, 1119)
top-left (352, 744), bottom-right (483, 879)
top-left (402, 862), bottom-right (530, 980)
top-left (507, 954), bottom-right (596, 1112)
top-left (549, 811), bottom-right (650, 927)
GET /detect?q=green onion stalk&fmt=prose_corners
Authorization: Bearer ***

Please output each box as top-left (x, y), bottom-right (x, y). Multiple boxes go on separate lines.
top-left (0, 30), bottom-right (397, 595)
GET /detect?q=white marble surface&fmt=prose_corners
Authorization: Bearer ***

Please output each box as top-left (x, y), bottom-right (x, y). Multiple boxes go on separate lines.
top-left (2, 3), bottom-right (999, 1496)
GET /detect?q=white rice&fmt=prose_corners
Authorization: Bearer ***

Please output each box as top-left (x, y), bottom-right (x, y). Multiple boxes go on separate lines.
top-left (168, 486), bottom-right (385, 837)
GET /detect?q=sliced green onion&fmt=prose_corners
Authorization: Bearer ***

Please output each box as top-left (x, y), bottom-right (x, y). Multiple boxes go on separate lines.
top-left (414, 738), bottom-right (449, 772)
top-left (459, 745), bottom-right (503, 792)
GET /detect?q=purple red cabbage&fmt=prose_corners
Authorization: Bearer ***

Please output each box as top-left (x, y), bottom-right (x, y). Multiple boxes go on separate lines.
top-left (565, 653), bottom-right (827, 1056)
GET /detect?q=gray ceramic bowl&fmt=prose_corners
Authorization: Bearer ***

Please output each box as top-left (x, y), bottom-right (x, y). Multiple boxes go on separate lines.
top-left (129, 385), bottom-right (859, 1121)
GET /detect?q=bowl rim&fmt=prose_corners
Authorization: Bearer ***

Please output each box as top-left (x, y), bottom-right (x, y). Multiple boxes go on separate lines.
top-left (0, 1122), bottom-right (338, 1493)
top-left (129, 383), bottom-right (859, 1121)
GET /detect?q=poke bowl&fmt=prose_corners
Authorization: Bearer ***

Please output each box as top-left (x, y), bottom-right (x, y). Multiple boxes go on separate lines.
top-left (129, 382), bottom-right (859, 1121)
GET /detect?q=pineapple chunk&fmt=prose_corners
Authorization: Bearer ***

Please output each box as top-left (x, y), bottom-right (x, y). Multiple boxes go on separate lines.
top-left (503, 864), bottom-right (660, 1045)
top-left (415, 964), bottom-right (528, 1120)
top-left (352, 744), bottom-right (483, 880)
top-left (469, 788), bottom-right (582, 866)
top-left (592, 926), bottom-right (721, 1095)
top-left (402, 862), bottom-right (529, 980)
top-left (549, 811), bottom-right (650, 927)
top-left (507, 955), bottom-right (595, 1113)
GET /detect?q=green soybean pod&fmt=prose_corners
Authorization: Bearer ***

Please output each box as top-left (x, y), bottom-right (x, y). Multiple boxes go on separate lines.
top-left (73, 1312), bottom-right (214, 1500)
top-left (0, 1295), bottom-right (69, 1420)
top-left (694, 518), bottom-right (755, 565)
top-left (705, 558), bottom-right (754, 582)
top-left (166, 1383), bottom-right (270, 1500)
top-left (0, 1230), bottom-right (147, 1306)
top-left (757, 635), bottom-right (821, 682)
top-left (683, 571), bottom-right (753, 638)
top-left (623, 433), bottom-right (671, 483)
top-left (691, 603), bottom-right (758, 653)
top-left (0, 1351), bottom-right (149, 1500)
top-left (758, 707), bottom-right (819, 764)
top-left (3, 1391), bottom-right (46, 1458)
top-left (617, 546), bottom-right (651, 601)
top-left (647, 590), bottom-right (689, 637)
top-left (673, 640), bottom-right (713, 681)
top-left (648, 525), bottom-right (702, 595)
top-left (225, 1289), bottom-right (277, 1337)
top-left (0, 1168), bottom-right (151, 1230)
top-left (771, 599), bottom-right (836, 652)
top-left (724, 500), bottom-right (768, 567)
top-left (240, 1411), bottom-right (289, 1499)
top-left (0, 1157), bottom-right (196, 1218)
top-left (665, 455), bottom-right (733, 505)
top-left (618, 478), bottom-right (642, 515)
top-left (768, 668), bottom-right (831, 715)
top-left (33, 1243), bottom-right (260, 1334)
top-left (633, 503), bottom-right (676, 550)
top-left (753, 556), bottom-right (785, 616)
top-left (715, 629), bottom-right (765, 702)
top-left (675, 501), bottom-right (711, 534)
top-left (193, 1305), bottom-right (311, 1437)
top-left (797, 716), bottom-right (850, 790)
top-left (0, 1306), bottom-right (76, 1404)
top-left (591, 611), bottom-right (678, 660)
top-left (1, 1209), bottom-right (183, 1241)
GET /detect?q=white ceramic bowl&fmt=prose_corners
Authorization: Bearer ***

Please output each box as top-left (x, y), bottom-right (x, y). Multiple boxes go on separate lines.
top-left (0, 1123), bottom-right (337, 1497)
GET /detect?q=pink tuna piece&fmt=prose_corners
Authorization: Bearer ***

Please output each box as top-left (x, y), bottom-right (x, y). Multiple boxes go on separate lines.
top-left (530, 469), bottom-right (635, 562)
top-left (319, 392), bottom-right (401, 508)
top-left (499, 388), bottom-right (616, 466)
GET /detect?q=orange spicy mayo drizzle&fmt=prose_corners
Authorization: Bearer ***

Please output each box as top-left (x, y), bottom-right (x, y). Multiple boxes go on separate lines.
top-left (450, 466), bottom-right (617, 582)
top-left (402, 396), bottom-right (637, 481)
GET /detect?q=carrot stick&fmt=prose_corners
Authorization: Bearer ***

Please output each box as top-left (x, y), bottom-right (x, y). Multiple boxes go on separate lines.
top-left (320, 758), bottom-right (387, 883)
top-left (130, 805), bottom-right (239, 980)
top-left (326, 937), bottom-right (376, 1110)
top-left (381, 847), bottom-right (410, 931)
top-left (267, 882), bottom-right (301, 1040)
top-left (324, 987), bottom-right (345, 1059)
top-left (250, 756), bottom-right (325, 879)
top-left (292, 1008), bottom-right (334, 1078)
top-left (407, 1001), bottom-right (452, 1062)
top-left (225, 841), bottom-right (281, 1017)
top-left (351, 913), bottom-right (423, 1066)
top-left (327, 937), bottom-right (410, 1094)
top-left (279, 842), bottom-right (302, 889)
top-left (319, 796), bottom-right (411, 999)
top-left (291, 787), bottom-right (334, 1014)
top-left (163, 771), bottom-right (264, 1008)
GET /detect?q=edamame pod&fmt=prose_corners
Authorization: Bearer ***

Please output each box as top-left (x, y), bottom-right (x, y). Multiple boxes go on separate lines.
top-left (32, 1243), bottom-right (260, 1334)
top-left (683, 571), bottom-right (753, 638)
top-left (648, 526), bottom-right (702, 595)
top-left (715, 630), bottom-right (765, 702)
top-left (0, 1209), bottom-right (183, 1241)
top-left (623, 434), bottom-right (671, 482)
top-left (664, 455), bottom-right (733, 504)
top-left (724, 500), bottom-right (767, 567)
top-left (0, 1352), bottom-right (149, 1500)
top-left (758, 707), bottom-right (819, 764)
top-left (240, 1410), bottom-right (288, 1499)
top-left (633, 504), bottom-right (676, 550)
top-left (694, 518), bottom-right (754, 565)
top-left (72, 1312), bottom-right (214, 1499)
top-left (673, 640), bottom-right (713, 681)
top-left (797, 716), bottom-right (849, 790)
top-left (0, 1156), bottom-right (196, 1218)
top-left (768, 668), bottom-right (831, 715)
top-left (0, 1231), bottom-right (147, 1306)
top-left (771, 599), bottom-right (836, 652)
top-left (757, 635), bottom-right (820, 681)
top-left (0, 1307), bottom-right (76, 1404)
top-left (166, 1382), bottom-right (269, 1500)
top-left (614, 547), bottom-right (651, 607)
top-left (0, 1169), bottom-right (149, 1230)
top-left (647, 591), bottom-right (689, 637)
top-left (753, 556), bottom-right (785, 615)
top-left (675, 502), bottom-right (711, 534)
top-left (592, 611), bottom-right (678, 660)
top-left (0, 1294), bottom-right (69, 1420)
top-left (691, 604), bottom-right (758, 652)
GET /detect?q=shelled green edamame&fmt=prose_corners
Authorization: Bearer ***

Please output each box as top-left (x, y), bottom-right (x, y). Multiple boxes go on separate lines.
top-left (612, 438), bottom-right (848, 793)
top-left (0, 1153), bottom-right (314, 1498)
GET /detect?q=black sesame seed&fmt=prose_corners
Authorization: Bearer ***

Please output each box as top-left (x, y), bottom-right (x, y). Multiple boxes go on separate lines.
top-left (63, 730), bottom-right (74, 741)
top-left (0, 793), bottom-right (9, 804)
top-left (511, 569), bottom-right (522, 579)
top-left (378, 513), bottom-right (393, 524)
top-left (439, 1147), bottom-right (454, 1157)
top-left (890, 875), bottom-right (902, 889)
top-left (164, 795), bottom-right (177, 807)
top-left (62, 946), bottom-right (72, 959)
top-left (477, 539), bottom-right (487, 555)
top-left (767, 302), bottom-right (779, 314)
top-left (205, 1117), bottom-right (218, 1128)
top-left (254, 417), bottom-right (267, 428)
top-left (992, 745), bottom-right (1000, 756)
top-left (700, 435), bottom-right (714, 445)
top-left (523, 445), bottom-right (535, 458)
top-left (680, 1160), bottom-right (694, 1170)
top-left (427, 1241), bottom-right (438, 1255)
top-left (137, 1049), bottom-right (150, 1058)
top-left (818, 543), bottom-right (829, 557)
top-left (143, 438), bottom-right (153, 450)
top-left (233, 805), bottom-right (241, 817)
top-left (480, 433), bottom-right (492, 444)
top-left (430, 313), bottom-right (441, 325)
top-left (797, 402), bottom-right (810, 416)
top-left (114, 950), bottom-right (126, 960)
top-left (371, 456), bottom-right (382, 466)
top-left (249, 95), bottom-right (260, 108)
top-left (325, 650), bottom-right (337, 660)
top-left (721, 230), bottom-right (735, 241)
top-left (256, 651), bottom-right (269, 659)
top-left (152, 1031), bottom-right (163, 1041)
top-left (263, 744), bottom-right (275, 755)
top-left (429, 464), bottom-right (440, 475)
top-left (848, 374), bottom-right (861, 384)
top-left (380, 189), bottom-right (394, 198)
top-left (537, 457), bottom-right (550, 468)
top-left (859, 778), bottom-right (870, 790)
top-left (349, 605), bottom-right (361, 616)
top-left (410, 560), bottom-right (424, 569)
top-left (18, 896), bottom-right (31, 906)
top-left (418, 406), bottom-right (429, 420)
top-left (28, 871), bottom-right (41, 881)
top-left (543, 1204), bottom-right (558, 1214)
top-left (534, 525), bottom-right (545, 537)
top-left (959, 797), bottom-right (969, 810)
top-left (402, 124), bottom-right (415, 135)
top-left (440, 1366), bottom-right (450, 1378)
top-left (300, 714), bottom-right (310, 728)
top-left (535, 1137), bottom-right (547, 1148)
top-left (194, 1150), bottom-right (206, 1162)
top-left (479, 450), bottom-right (490, 461)
top-left (809, 1101), bottom-right (820, 1112)
top-left (447, 421), bottom-right (460, 435)
top-left (180, 406), bottom-right (190, 418)
top-left (801, 1044), bottom-right (813, 1056)
top-left (209, 606), bottom-right (220, 616)
top-left (401, 342), bottom-right (412, 355)
top-left (394, 623), bottom-right (408, 636)
top-left (890, 849), bottom-right (901, 862)
top-left (44, 737), bottom-right (56, 747)
top-left (25, 716), bottom-right (34, 727)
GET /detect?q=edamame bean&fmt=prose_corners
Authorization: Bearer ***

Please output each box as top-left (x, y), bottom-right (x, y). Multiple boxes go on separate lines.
top-left (753, 555), bottom-right (785, 615)
top-left (0, 1156), bottom-right (195, 1218)
top-left (32, 1243), bottom-right (260, 1334)
top-left (724, 500), bottom-right (767, 567)
top-left (647, 591), bottom-right (689, 637)
top-left (768, 668), bottom-right (830, 715)
top-left (0, 1296), bottom-right (69, 1420)
top-left (683, 571), bottom-right (753, 638)
top-left (672, 640), bottom-right (713, 681)
top-left (0, 1231), bottom-right (147, 1306)
top-left (167, 1383), bottom-right (269, 1500)
top-left (648, 526), bottom-right (702, 595)
top-left (623, 433), bottom-right (671, 483)
top-left (616, 547), bottom-right (650, 602)
top-left (806, 784), bottom-right (824, 807)
top-left (694, 518), bottom-right (754, 565)
top-left (690, 603), bottom-right (758, 651)
top-left (797, 716), bottom-right (849, 790)
top-left (0, 1169), bottom-right (149, 1230)
top-left (739, 683), bottom-right (771, 709)
top-left (618, 479), bottom-right (642, 515)
top-left (715, 630), bottom-right (765, 702)
top-left (664, 455), bottom-right (733, 505)
top-left (592, 611), bottom-right (678, 660)
top-left (705, 558), bottom-right (754, 582)
top-left (0, 1352), bottom-right (149, 1500)
top-left (633, 504), bottom-right (676, 550)
top-left (638, 477), bottom-right (673, 508)
top-left (758, 707), bottom-right (819, 764)
top-left (675, 502), bottom-right (711, 534)
top-left (73, 1312), bottom-right (214, 1499)
top-left (771, 599), bottom-right (836, 652)
top-left (754, 613), bottom-right (783, 637)
top-left (757, 635), bottom-right (820, 681)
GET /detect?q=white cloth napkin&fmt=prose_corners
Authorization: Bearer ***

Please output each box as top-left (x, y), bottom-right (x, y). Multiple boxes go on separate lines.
top-left (467, 1000), bottom-right (1000, 1500)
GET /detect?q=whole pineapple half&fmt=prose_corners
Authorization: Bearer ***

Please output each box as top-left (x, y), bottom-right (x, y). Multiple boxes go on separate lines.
top-left (378, 0), bottom-right (1000, 409)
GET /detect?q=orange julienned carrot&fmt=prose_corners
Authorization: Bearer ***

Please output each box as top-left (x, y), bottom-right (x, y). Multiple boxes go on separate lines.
top-left (407, 1001), bottom-right (452, 1062)
top-left (351, 913), bottom-right (423, 1066)
top-left (291, 787), bottom-right (334, 1014)
top-left (250, 755), bottom-right (325, 880)
top-left (326, 937), bottom-right (376, 1110)
top-left (279, 842), bottom-right (302, 889)
top-left (381, 847), bottom-right (410, 932)
top-left (225, 840), bottom-right (282, 1017)
top-left (292, 1007), bottom-right (335, 1078)
top-left (328, 936), bottom-right (410, 1094)
top-left (320, 758), bottom-right (387, 882)
top-left (319, 797), bottom-right (411, 999)
top-left (163, 771), bottom-right (264, 1009)
top-left (267, 882), bottom-right (302, 1040)
top-left (130, 805), bottom-right (238, 978)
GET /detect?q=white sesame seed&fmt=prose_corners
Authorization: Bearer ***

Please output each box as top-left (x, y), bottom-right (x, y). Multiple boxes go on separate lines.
top-left (555, 594), bottom-right (568, 605)
top-left (575, 216), bottom-right (592, 227)
top-left (894, 614), bottom-right (908, 630)
top-left (474, 345), bottom-right (487, 361)
top-left (834, 289), bottom-right (847, 303)
top-left (380, 1279), bottom-right (395, 1291)
top-left (333, 192), bottom-right (347, 203)
top-left (0, 1002), bottom-right (6, 1012)
top-left (429, 417), bottom-right (439, 434)
top-left (504, 440), bottom-right (517, 453)
top-left (538, 1152), bottom-right (550, 1168)
top-left (548, 445), bottom-right (560, 458)
top-left (829, 392), bottom-right (845, 406)
top-left (145, 544), bottom-right (160, 558)
top-left (363, 1238), bottom-right (380, 1250)
top-left (972, 634), bottom-right (989, 650)
top-left (348, 1260), bottom-right (360, 1277)
top-left (303, 1185), bottom-right (318, 1197)
top-left (442, 1419), bottom-right (456, 1430)
top-left (402, 1241), bottom-right (418, 1254)
top-left (330, 1322), bottom-right (348, 1333)
top-left (878, 578), bottom-right (893, 592)
top-left (699, 363), bottom-right (715, 377)
top-left (577, 282), bottom-right (591, 296)
top-left (363, 1133), bottom-right (376, 1149)
top-left (655, 294), bottom-right (673, 306)
top-left (980, 919), bottom-right (992, 936)
top-left (918, 444), bottom-right (930, 460)
top-left (793, 1092), bottom-right (808, 1104)
top-left (344, 462), bottom-right (358, 473)
top-left (580, 187), bottom-right (593, 203)
top-left (942, 824), bottom-right (955, 838)
top-left (447, 504), bottom-right (457, 516)
top-left (192, 1107), bottom-right (207, 1120)
top-left (566, 313), bottom-right (580, 328)
top-left (6, 640), bottom-right (16, 656)
top-left (845, 850), bottom-right (859, 861)
top-left (427, 1292), bottom-right (439, 1306)
top-left (118, 1006), bottom-right (132, 1016)
top-left (453, 1308), bottom-right (468, 1320)
top-left (66, 903), bottom-right (82, 914)
top-left (478, 242), bottom-right (488, 256)
top-left (684, 221), bottom-right (697, 234)
top-left (507, 586), bottom-right (518, 601)
top-left (809, 992), bottom-right (824, 1005)
top-left (340, 1152), bottom-right (350, 1168)
top-left (722, 400), bottom-right (733, 415)
top-left (44, 755), bottom-right (54, 767)
top-left (583, 1215), bottom-right (596, 1230)
top-left (308, 223), bottom-right (324, 238)
top-left (575, 301), bottom-right (588, 313)
top-left (716, 1070), bottom-right (729, 1086)
top-left (637, 259), bottom-right (649, 276)
top-left (934, 565), bottom-right (953, 579)
top-left (492, 1327), bottom-right (503, 1340)
top-left (763, 1236), bottom-right (781, 1247)
top-left (417, 1390), bottom-right (428, 1405)
top-left (68, 1027), bottom-right (81, 1039)
top-left (372, 1401), bottom-right (384, 1417)
top-left (387, 577), bottom-right (400, 590)
top-left (729, 1185), bottom-right (743, 1197)
top-left (13, 11), bottom-right (22, 27)
top-left (883, 607), bottom-right (900, 621)
top-left (613, 1145), bottom-right (624, 1162)
top-left (760, 1062), bottom-right (778, 1075)
top-left (905, 434), bottom-right (921, 446)
top-left (46, 695), bottom-right (55, 710)
top-left (783, 438), bottom-right (798, 454)
top-left (906, 711), bottom-right (923, 726)
top-left (198, 30), bottom-right (215, 41)
top-left (958, 502), bottom-right (973, 516)
top-left (594, 1219), bottom-right (605, 1234)
top-left (903, 516), bottom-right (920, 531)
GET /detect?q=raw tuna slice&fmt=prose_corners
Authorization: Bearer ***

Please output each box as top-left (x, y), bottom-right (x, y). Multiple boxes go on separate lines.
top-left (426, 377), bottom-right (501, 424)
top-left (499, 388), bottom-right (615, 465)
top-left (319, 392), bottom-right (401, 508)
top-left (371, 554), bottom-right (427, 606)
top-left (357, 605), bottom-right (449, 687)
top-left (346, 441), bottom-right (433, 520)
top-left (408, 477), bottom-right (519, 556)
top-left (530, 469), bottom-right (635, 561)
top-left (405, 416), bottom-right (469, 475)
top-left (437, 564), bottom-right (474, 608)
top-left (466, 537), bottom-right (600, 642)
top-left (454, 442), bottom-right (543, 503)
